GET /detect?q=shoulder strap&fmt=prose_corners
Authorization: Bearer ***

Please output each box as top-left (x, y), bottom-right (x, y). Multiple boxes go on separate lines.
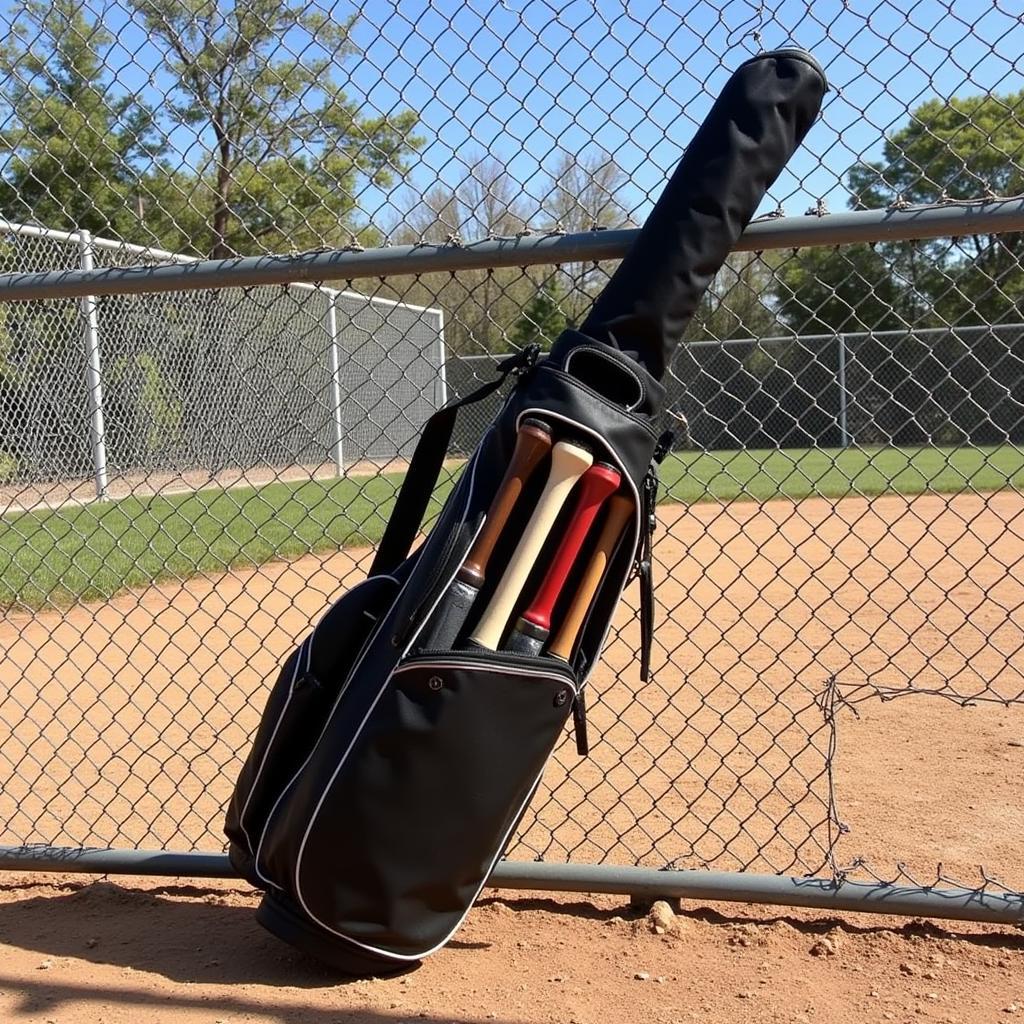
top-left (369, 344), bottom-right (540, 577)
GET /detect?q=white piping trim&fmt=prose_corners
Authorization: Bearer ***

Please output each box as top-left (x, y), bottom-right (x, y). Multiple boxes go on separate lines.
top-left (562, 344), bottom-right (645, 412)
top-left (236, 639), bottom-right (306, 858)
top-left (247, 572), bottom-right (401, 889)
top-left (286, 450), bottom-right (494, 956)
top-left (293, 656), bottom-right (575, 962)
top-left (394, 656), bottom-right (578, 696)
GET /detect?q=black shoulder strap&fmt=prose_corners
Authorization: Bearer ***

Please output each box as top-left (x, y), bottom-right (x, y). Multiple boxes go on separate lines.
top-left (369, 345), bottom-right (539, 577)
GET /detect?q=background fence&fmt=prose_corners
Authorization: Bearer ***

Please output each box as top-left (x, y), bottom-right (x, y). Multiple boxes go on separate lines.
top-left (0, 0), bottom-right (1022, 916)
top-left (0, 221), bottom-right (445, 501)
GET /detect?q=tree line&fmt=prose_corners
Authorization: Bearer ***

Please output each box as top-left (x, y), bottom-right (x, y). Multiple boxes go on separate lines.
top-left (3, 1), bottom-right (1021, 346)
top-left (1, 0), bottom-right (1021, 474)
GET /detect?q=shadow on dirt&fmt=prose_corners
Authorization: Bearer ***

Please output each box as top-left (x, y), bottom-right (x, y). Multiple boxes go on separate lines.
top-left (0, 879), bottom-right (415, 988)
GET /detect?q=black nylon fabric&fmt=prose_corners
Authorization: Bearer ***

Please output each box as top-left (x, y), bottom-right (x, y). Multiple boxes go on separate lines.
top-left (237, 339), bottom-right (664, 970)
top-left (224, 49), bottom-right (826, 975)
top-left (581, 48), bottom-right (828, 380)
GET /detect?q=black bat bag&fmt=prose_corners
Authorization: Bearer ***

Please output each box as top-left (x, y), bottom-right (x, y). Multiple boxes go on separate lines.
top-left (224, 48), bottom-right (827, 975)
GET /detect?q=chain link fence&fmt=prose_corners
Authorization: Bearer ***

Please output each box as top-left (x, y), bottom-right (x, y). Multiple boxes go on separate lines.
top-left (1, 0), bottom-right (1023, 908)
top-left (0, 222), bottom-right (445, 505)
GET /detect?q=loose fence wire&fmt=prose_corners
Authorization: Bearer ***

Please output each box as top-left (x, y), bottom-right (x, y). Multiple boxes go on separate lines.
top-left (0, 1), bottom-right (1022, 909)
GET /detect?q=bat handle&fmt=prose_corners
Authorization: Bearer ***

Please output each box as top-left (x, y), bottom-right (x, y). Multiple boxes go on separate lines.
top-left (546, 492), bottom-right (634, 662)
top-left (459, 418), bottom-right (552, 587)
top-left (520, 462), bottom-right (621, 634)
top-left (470, 440), bottom-right (594, 650)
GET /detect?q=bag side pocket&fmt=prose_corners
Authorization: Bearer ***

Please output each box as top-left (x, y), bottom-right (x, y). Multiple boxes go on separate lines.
top-left (225, 572), bottom-right (400, 884)
top-left (264, 653), bottom-right (576, 959)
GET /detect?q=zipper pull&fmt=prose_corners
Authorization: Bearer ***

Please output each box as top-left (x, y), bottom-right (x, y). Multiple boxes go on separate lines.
top-left (636, 432), bottom-right (672, 681)
top-left (499, 342), bottom-right (541, 380)
top-left (637, 461), bottom-right (661, 683)
top-left (653, 428), bottom-right (674, 464)
top-left (572, 689), bottom-right (590, 756)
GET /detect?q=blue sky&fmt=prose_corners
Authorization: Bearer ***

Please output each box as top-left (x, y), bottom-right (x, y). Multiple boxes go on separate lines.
top-left (8, 0), bottom-right (1022, 239)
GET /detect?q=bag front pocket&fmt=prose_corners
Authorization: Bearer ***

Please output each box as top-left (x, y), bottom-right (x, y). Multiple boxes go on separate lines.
top-left (225, 571), bottom-right (400, 882)
top-left (286, 653), bottom-right (577, 959)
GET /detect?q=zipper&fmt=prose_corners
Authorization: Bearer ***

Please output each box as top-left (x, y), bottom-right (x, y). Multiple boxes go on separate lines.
top-left (403, 646), bottom-right (577, 687)
top-left (636, 429), bottom-right (674, 683)
top-left (394, 343), bottom-right (542, 650)
top-left (404, 646), bottom-right (589, 755)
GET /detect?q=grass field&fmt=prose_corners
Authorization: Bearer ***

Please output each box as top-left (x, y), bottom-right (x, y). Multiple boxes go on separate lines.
top-left (2, 444), bottom-right (1022, 610)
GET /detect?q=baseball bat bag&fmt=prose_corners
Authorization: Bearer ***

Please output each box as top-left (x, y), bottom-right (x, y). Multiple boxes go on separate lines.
top-left (224, 48), bottom-right (826, 975)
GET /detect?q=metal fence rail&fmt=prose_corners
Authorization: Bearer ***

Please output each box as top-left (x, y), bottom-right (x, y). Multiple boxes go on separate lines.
top-left (1, 0), bottom-right (1022, 922)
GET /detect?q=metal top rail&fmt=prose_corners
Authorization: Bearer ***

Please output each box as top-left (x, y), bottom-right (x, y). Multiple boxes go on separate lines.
top-left (0, 217), bottom-right (441, 315)
top-left (0, 199), bottom-right (1022, 303)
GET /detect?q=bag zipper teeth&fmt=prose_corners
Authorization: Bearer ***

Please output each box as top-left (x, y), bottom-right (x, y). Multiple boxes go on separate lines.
top-left (407, 646), bottom-right (578, 677)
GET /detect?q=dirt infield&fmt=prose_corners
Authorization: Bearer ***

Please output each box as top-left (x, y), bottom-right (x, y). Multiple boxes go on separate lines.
top-left (0, 874), bottom-right (1022, 1024)
top-left (0, 489), bottom-right (1022, 1020)
top-left (2, 489), bottom-right (1022, 880)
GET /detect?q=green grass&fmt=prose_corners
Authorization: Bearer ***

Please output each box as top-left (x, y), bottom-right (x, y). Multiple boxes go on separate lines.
top-left (2, 445), bottom-right (1022, 611)
top-left (1, 469), bottom-right (456, 610)
top-left (658, 444), bottom-right (1024, 505)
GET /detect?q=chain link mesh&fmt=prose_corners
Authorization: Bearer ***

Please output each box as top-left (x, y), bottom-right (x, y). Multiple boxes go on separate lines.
top-left (0, 1), bottom-right (1022, 896)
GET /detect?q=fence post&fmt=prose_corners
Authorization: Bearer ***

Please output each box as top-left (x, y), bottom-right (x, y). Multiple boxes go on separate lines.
top-left (78, 229), bottom-right (108, 499)
top-left (837, 332), bottom-right (849, 448)
top-left (326, 290), bottom-right (345, 475)
top-left (435, 308), bottom-right (448, 407)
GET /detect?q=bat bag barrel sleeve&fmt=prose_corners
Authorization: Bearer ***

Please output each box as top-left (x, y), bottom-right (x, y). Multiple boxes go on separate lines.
top-left (223, 48), bottom-right (826, 976)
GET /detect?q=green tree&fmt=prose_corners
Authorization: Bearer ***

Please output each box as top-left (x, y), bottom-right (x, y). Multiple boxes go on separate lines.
top-left (0, 0), bottom-right (162, 235)
top-left (129, 0), bottom-right (422, 257)
top-left (775, 90), bottom-right (1024, 333)
top-left (511, 277), bottom-right (568, 349)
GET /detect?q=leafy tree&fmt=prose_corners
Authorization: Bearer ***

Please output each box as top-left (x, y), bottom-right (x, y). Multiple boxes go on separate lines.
top-left (775, 90), bottom-right (1024, 334)
top-left (511, 277), bottom-right (568, 350)
top-left (129, 0), bottom-right (422, 257)
top-left (0, 0), bottom-right (162, 235)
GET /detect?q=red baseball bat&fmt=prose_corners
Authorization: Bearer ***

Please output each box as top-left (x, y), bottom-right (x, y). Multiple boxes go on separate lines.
top-left (503, 461), bottom-right (621, 655)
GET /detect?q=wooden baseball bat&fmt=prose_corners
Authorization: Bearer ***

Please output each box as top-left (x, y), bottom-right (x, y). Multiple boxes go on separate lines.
top-left (504, 462), bottom-right (621, 656)
top-left (416, 417), bottom-right (552, 651)
top-left (546, 491), bottom-right (634, 663)
top-left (468, 439), bottom-right (594, 651)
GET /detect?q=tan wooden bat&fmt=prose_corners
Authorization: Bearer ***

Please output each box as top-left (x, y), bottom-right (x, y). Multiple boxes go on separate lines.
top-left (415, 417), bottom-right (552, 651)
top-left (546, 491), bottom-right (634, 662)
top-left (468, 439), bottom-right (593, 650)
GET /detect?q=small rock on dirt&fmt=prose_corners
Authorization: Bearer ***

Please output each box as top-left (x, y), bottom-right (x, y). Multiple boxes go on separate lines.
top-left (900, 962), bottom-right (917, 976)
top-left (635, 971), bottom-right (650, 981)
top-left (810, 937), bottom-right (837, 957)
top-left (1008, 739), bottom-right (1023, 747)
top-left (648, 900), bottom-right (676, 935)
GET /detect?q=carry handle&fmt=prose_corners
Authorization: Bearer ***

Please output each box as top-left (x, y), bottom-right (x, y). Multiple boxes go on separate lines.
top-left (369, 344), bottom-right (541, 577)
